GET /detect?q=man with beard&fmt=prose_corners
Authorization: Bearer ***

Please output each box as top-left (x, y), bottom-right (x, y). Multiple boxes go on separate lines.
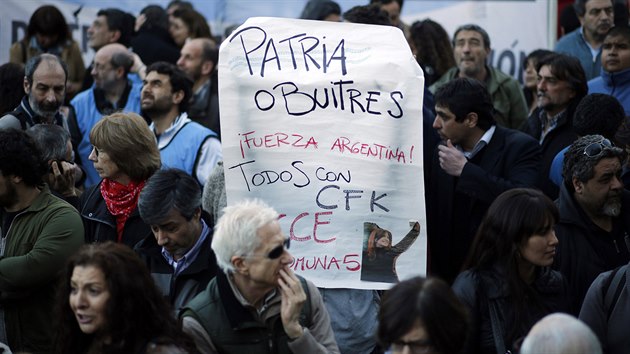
top-left (142, 62), bottom-right (221, 186)
top-left (429, 24), bottom-right (528, 130)
top-left (0, 129), bottom-right (83, 352)
top-left (69, 43), bottom-right (142, 187)
top-left (0, 54), bottom-right (68, 130)
top-left (556, 0), bottom-right (614, 80)
top-left (554, 134), bottom-right (630, 315)
top-left (524, 53), bottom-right (587, 199)
top-left (177, 38), bottom-right (221, 139)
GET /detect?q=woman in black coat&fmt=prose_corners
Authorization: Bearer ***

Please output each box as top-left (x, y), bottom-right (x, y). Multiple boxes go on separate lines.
top-left (452, 188), bottom-right (569, 354)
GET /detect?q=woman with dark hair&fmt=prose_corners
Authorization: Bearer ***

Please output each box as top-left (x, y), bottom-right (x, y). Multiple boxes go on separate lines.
top-left (452, 188), bottom-right (569, 354)
top-left (378, 276), bottom-right (470, 354)
top-left (78, 112), bottom-right (161, 248)
top-left (360, 221), bottom-right (420, 283)
top-left (10, 5), bottom-right (85, 97)
top-left (522, 49), bottom-right (553, 115)
top-left (409, 19), bottom-right (456, 87)
top-left (169, 8), bottom-right (213, 48)
top-left (131, 5), bottom-right (181, 65)
top-left (55, 242), bottom-right (196, 353)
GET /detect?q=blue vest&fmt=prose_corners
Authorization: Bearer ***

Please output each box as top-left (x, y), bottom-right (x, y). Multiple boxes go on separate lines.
top-left (160, 121), bottom-right (216, 183)
top-left (71, 83), bottom-right (143, 187)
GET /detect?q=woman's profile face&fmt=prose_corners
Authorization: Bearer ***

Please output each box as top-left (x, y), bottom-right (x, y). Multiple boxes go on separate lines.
top-left (69, 265), bottom-right (110, 335)
top-left (390, 320), bottom-right (434, 354)
top-left (169, 16), bottom-right (190, 47)
top-left (89, 145), bottom-right (126, 184)
top-left (524, 59), bottom-right (538, 90)
top-left (519, 227), bottom-right (559, 267)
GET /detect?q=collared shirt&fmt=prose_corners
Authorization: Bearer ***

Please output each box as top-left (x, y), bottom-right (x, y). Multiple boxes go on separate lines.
top-left (462, 125), bottom-right (496, 159)
top-left (161, 218), bottom-right (210, 276)
top-left (226, 271), bottom-right (278, 319)
top-left (538, 109), bottom-right (565, 144)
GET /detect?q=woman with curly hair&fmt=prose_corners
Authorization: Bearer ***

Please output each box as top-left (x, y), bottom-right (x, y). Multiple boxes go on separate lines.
top-left (452, 188), bottom-right (569, 354)
top-left (54, 242), bottom-right (197, 353)
top-left (409, 19), bottom-right (456, 87)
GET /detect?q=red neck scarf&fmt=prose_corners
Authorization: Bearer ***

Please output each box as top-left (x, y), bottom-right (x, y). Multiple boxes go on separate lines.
top-left (100, 178), bottom-right (146, 243)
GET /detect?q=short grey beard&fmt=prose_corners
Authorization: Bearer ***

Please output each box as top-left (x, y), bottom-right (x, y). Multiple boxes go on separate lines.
top-left (601, 200), bottom-right (622, 217)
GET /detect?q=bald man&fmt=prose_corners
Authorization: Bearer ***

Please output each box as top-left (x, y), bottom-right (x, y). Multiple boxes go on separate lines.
top-left (177, 38), bottom-right (221, 138)
top-left (69, 43), bottom-right (143, 187)
top-left (521, 313), bottom-right (602, 354)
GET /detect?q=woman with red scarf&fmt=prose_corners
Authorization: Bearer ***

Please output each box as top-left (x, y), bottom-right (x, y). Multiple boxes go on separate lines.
top-left (78, 112), bottom-right (161, 248)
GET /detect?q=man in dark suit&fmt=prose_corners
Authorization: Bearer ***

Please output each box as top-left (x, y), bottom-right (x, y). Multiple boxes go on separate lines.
top-left (427, 77), bottom-right (542, 284)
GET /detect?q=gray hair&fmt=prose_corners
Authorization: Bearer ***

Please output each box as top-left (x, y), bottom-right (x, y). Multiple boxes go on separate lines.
top-left (110, 51), bottom-right (134, 76)
top-left (26, 124), bottom-right (70, 162)
top-left (520, 313), bottom-right (602, 354)
top-left (562, 135), bottom-right (626, 191)
top-left (138, 168), bottom-right (201, 225)
top-left (453, 24), bottom-right (491, 49)
top-left (25, 53), bottom-right (68, 85)
top-left (211, 199), bottom-right (279, 273)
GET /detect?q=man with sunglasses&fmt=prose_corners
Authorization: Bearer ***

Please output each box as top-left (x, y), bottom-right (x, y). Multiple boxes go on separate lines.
top-left (554, 134), bottom-right (630, 315)
top-left (181, 199), bottom-right (340, 354)
top-left (135, 168), bottom-right (218, 314)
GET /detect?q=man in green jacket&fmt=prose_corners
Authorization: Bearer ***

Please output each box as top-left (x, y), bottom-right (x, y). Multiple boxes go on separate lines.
top-left (430, 24), bottom-right (528, 130)
top-left (0, 129), bottom-right (84, 353)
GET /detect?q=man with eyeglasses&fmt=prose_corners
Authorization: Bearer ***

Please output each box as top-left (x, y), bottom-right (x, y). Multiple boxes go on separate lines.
top-left (69, 43), bottom-right (142, 188)
top-left (135, 168), bottom-right (218, 314)
top-left (180, 199), bottom-right (340, 354)
top-left (554, 134), bottom-right (630, 315)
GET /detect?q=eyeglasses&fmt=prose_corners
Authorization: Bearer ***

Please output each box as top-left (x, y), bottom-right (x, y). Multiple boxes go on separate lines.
top-left (247, 238), bottom-right (290, 260)
top-left (583, 138), bottom-right (614, 158)
top-left (390, 339), bottom-right (434, 354)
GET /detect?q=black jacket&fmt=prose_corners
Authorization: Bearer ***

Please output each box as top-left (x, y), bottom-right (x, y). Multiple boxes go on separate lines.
top-left (134, 211), bottom-right (219, 313)
top-left (78, 181), bottom-right (151, 248)
top-left (553, 183), bottom-right (630, 315)
top-left (524, 107), bottom-right (578, 199)
top-left (452, 266), bottom-right (569, 354)
top-left (426, 126), bottom-right (541, 283)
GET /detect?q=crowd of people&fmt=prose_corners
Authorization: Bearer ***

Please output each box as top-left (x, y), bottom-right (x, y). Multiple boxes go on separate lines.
top-left (1, 0), bottom-right (630, 353)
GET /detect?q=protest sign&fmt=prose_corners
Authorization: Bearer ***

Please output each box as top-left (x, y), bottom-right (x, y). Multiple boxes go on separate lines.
top-left (219, 17), bottom-right (425, 289)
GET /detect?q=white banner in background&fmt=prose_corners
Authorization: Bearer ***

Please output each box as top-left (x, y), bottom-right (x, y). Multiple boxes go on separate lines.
top-left (219, 17), bottom-right (426, 289)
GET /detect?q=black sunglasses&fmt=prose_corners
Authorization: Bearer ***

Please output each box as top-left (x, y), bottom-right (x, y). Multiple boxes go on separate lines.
top-left (248, 238), bottom-right (290, 260)
top-left (583, 138), bottom-right (614, 158)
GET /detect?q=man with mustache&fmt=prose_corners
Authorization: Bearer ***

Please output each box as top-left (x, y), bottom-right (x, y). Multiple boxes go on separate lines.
top-left (524, 53), bottom-right (587, 199)
top-left (429, 24), bottom-right (528, 130)
top-left (556, 0), bottom-right (614, 80)
top-left (0, 54), bottom-right (68, 131)
top-left (588, 26), bottom-right (630, 115)
top-left (141, 62), bottom-right (221, 186)
top-left (554, 134), bottom-right (630, 315)
top-left (69, 43), bottom-right (142, 188)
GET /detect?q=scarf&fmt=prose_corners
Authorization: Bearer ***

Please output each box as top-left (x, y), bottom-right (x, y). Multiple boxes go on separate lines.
top-left (100, 178), bottom-right (146, 243)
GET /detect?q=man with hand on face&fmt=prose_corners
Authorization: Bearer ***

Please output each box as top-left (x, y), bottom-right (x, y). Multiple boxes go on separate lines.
top-left (0, 54), bottom-right (68, 130)
top-left (556, 0), bottom-right (614, 80)
top-left (135, 168), bottom-right (218, 313)
top-left (429, 24), bottom-right (528, 130)
top-left (180, 199), bottom-right (340, 354)
top-left (426, 77), bottom-right (541, 284)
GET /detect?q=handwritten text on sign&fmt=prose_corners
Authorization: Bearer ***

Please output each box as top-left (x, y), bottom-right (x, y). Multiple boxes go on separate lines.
top-left (219, 17), bottom-right (426, 289)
